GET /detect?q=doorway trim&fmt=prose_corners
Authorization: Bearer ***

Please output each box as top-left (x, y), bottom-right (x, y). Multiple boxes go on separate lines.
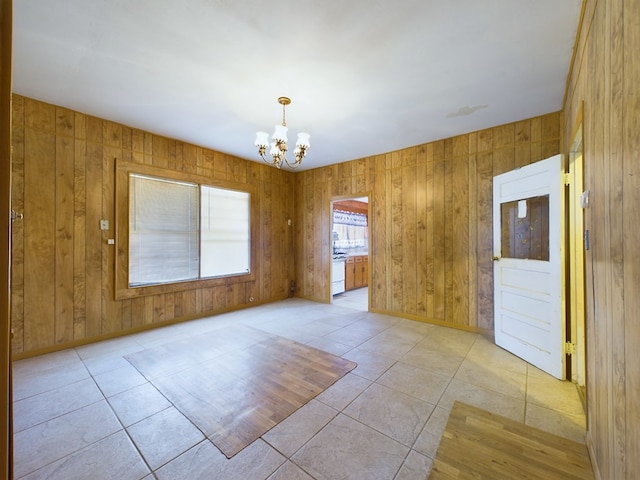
top-left (329, 193), bottom-right (371, 310)
top-left (567, 103), bottom-right (587, 393)
top-left (1, 0), bottom-right (13, 477)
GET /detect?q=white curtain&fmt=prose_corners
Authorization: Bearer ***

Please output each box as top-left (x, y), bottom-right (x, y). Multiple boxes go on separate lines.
top-left (332, 210), bottom-right (368, 251)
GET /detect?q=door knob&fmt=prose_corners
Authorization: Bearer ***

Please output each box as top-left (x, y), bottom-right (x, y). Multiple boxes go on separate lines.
top-left (492, 256), bottom-right (500, 261)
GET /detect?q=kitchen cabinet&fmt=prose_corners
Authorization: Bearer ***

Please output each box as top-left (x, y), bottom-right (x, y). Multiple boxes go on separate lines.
top-left (345, 255), bottom-right (368, 291)
top-left (345, 257), bottom-right (355, 291)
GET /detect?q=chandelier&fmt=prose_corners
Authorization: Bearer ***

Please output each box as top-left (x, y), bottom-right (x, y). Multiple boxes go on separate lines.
top-left (254, 96), bottom-right (310, 169)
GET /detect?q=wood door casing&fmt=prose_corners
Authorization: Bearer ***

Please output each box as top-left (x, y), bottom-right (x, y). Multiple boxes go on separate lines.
top-left (1, 0), bottom-right (12, 477)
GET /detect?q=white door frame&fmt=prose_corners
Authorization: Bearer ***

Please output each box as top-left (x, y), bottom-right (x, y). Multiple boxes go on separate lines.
top-left (568, 123), bottom-right (586, 386)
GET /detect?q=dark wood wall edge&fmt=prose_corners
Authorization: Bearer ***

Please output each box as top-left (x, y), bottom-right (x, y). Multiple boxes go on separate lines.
top-left (1, 0), bottom-right (12, 478)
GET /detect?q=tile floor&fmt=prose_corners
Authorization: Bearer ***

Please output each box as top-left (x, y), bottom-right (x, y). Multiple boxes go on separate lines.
top-left (12, 287), bottom-right (587, 479)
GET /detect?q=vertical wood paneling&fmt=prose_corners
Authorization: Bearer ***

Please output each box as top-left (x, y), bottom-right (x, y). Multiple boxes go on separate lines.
top-left (622, 3), bottom-right (640, 478)
top-left (73, 124), bottom-right (86, 340)
top-left (401, 154), bottom-right (416, 316)
top-left (452, 153), bottom-right (469, 325)
top-left (607, 2), bottom-right (626, 478)
top-left (476, 152), bottom-right (494, 330)
top-left (432, 142), bottom-right (446, 319)
top-left (101, 149), bottom-right (119, 334)
top-left (23, 127), bottom-right (56, 350)
top-left (562, 0), bottom-right (640, 477)
top-left (261, 181), bottom-right (273, 300)
top-left (314, 182), bottom-right (327, 299)
top-left (164, 292), bottom-right (176, 321)
top-left (54, 134), bottom-right (74, 344)
top-left (371, 155), bottom-right (386, 311)
top-left (296, 112), bottom-right (559, 330)
top-left (467, 142), bottom-right (478, 328)
top-left (416, 152), bottom-right (428, 318)
top-left (390, 163), bottom-right (403, 313)
top-left (131, 297), bottom-right (146, 328)
top-left (84, 141), bottom-right (102, 338)
top-left (12, 95), bottom-right (296, 357)
top-left (10, 112), bottom-right (25, 352)
top-left (443, 145), bottom-right (453, 321)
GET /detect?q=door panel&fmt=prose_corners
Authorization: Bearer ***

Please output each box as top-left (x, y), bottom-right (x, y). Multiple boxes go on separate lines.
top-left (493, 155), bottom-right (564, 379)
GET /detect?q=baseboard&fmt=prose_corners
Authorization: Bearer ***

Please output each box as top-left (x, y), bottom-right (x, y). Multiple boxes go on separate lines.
top-left (368, 307), bottom-right (494, 337)
top-left (12, 295), bottom-right (288, 361)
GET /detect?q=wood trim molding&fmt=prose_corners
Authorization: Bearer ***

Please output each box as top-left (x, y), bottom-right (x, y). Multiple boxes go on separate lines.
top-left (11, 293), bottom-right (285, 361)
top-left (333, 199), bottom-right (368, 215)
top-left (1, 0), bottom-right (13, 477)
top-left (562, 0), bottom-right (588, 110)
top-left (369, 307), bottom-right (494, 337)
top-left (568, 101), bottom-right (584, 151)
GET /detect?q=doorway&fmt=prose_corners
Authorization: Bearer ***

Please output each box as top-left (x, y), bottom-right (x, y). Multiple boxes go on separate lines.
top-left (330, 195), bottom-right (369, 311)
top-left (567, 115), bottom-right (587, 397)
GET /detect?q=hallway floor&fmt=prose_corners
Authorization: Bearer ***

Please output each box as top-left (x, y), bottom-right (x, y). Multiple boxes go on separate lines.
top-left (12, 290), bottom-right (586, 479)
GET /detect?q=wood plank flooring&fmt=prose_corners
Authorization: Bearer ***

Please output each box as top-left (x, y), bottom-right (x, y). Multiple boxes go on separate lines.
top-left (125, 325), bottom-right (356, 458)
top-left (429, 401), bottom-right (594, 480)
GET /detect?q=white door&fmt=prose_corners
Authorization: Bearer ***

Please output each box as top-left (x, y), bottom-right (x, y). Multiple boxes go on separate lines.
top-left (493, 155), bottom-right (565, 379)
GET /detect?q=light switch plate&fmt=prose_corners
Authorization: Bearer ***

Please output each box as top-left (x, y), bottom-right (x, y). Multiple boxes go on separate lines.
top-left (580, 190), bottom-right (590, 208)
top-left (100, 219), bottom-right (109, 230)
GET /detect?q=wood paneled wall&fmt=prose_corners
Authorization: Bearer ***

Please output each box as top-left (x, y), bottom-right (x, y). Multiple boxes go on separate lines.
top-left (563, 0), bottom-right (640, 478)
top-left (10, 95), bottom-right (296, 357)
top-left (294, 112), bottom-right (561, 331)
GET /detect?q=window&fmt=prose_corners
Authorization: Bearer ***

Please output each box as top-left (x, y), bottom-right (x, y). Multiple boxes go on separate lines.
top-left (200, 185), bottom-right (250, 278)
top-left (115, 161), bottom-right (256, 299)
top-left (123, 169), bottom-right (252, 291)
top-left (129, 175), bottom-right (199, 286)
top-left (332, 210), bottom-right (368, 252)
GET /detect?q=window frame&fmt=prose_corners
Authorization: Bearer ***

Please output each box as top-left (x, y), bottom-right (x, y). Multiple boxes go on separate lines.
top-left (115, 161), bottom-right (257, 300)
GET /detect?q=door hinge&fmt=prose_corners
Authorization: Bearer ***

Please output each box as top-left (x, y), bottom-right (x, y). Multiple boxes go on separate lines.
top-left (564, 342), bottom-right (576, 355)
top-left (563, 173), bottom-right (571, 186)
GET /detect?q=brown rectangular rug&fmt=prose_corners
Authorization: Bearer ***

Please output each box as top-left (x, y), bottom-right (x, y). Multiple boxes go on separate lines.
top-left (429, 401), bottom-right (594, 479)
top-left (125, 325), bottom-right (356, 458)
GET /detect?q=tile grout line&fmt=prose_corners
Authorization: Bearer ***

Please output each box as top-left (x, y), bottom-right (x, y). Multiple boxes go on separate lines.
top-left (80, 348), bottom-right (156, 479)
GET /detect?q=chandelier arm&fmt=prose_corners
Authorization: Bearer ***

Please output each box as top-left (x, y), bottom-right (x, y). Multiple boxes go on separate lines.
top-left (284, 153), bottom-right (303, 168)
top-left (259, 152), bottom-right (281, 169)
top-left (284, 158), bottom-right (300, 168)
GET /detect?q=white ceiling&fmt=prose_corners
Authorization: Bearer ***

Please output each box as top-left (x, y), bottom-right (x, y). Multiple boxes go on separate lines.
top-left (12, 0), bottom-right (582, 171)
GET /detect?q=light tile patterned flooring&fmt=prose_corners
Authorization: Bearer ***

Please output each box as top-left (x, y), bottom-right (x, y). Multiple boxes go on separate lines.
top-left (12, 287), bottom-right (587, 479)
